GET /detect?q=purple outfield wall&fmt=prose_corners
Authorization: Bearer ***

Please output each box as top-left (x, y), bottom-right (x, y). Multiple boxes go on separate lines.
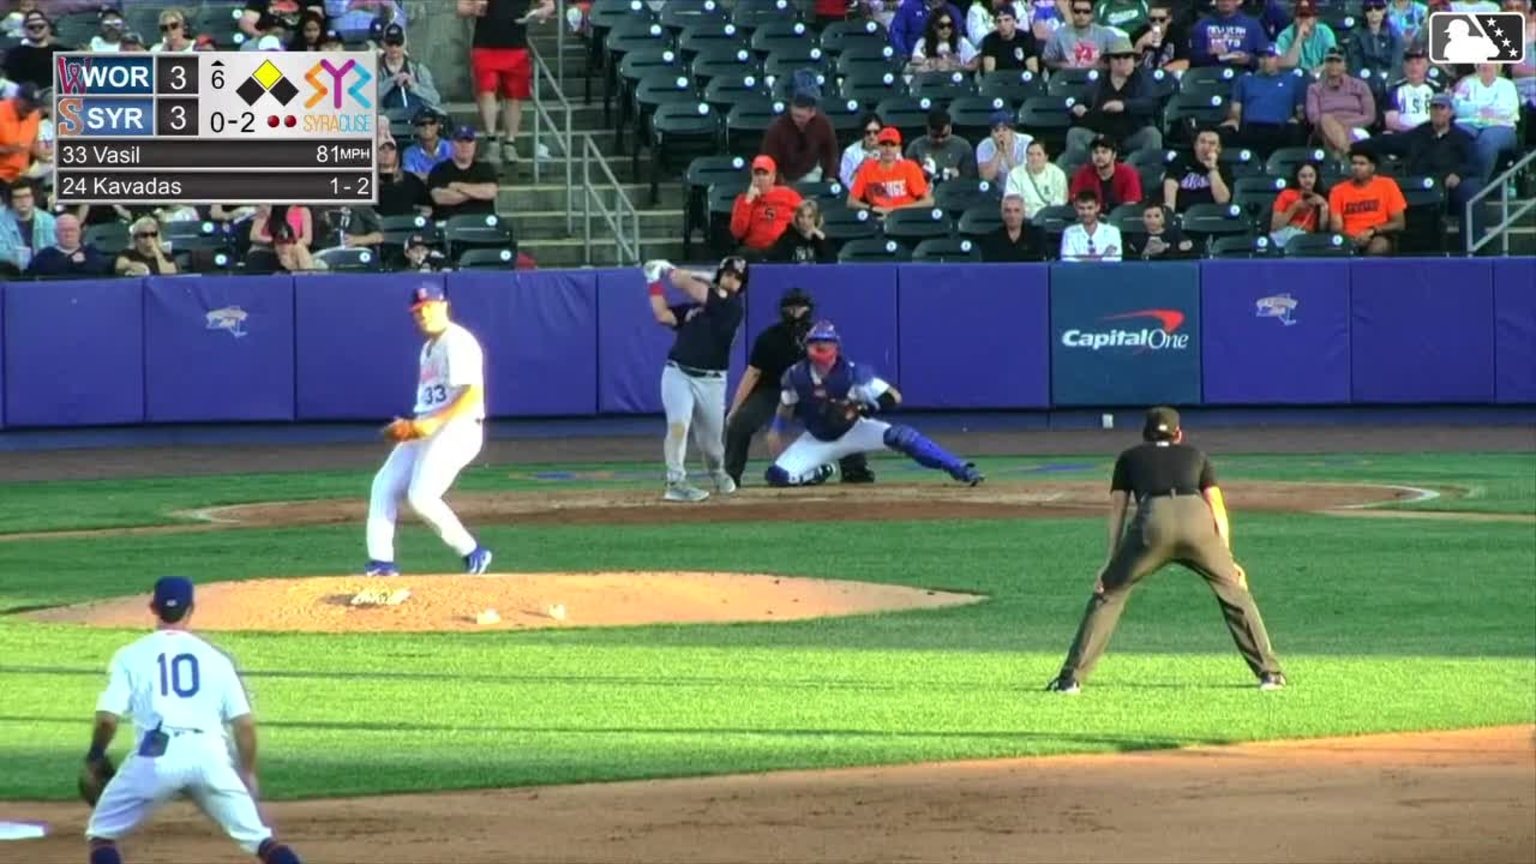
top-left (0, 259), bottom-right (1532, 428)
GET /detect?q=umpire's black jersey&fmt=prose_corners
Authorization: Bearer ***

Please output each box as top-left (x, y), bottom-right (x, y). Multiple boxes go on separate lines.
top-left (746, 322), bottom-right (804, 397)
top-left (1111, 441), bottom-right (1217, 502)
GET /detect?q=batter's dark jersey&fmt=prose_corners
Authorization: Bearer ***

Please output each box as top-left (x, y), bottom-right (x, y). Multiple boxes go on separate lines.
top-left (746, 323), bottom-right (803, 397)
top-left (1110, 441), bottom-right (1217, 499)
top-left (668, 287), bottom-right (743, 371)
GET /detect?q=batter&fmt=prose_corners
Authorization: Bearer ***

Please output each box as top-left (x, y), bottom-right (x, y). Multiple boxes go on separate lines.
top-left (365, 283), bottom-right (494, 576)
top-left (82, 577), bottom-right (304, 864)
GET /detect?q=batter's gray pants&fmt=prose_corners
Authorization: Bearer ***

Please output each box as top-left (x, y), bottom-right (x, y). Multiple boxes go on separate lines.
top-left (662, 361), bottom-right (726, 484)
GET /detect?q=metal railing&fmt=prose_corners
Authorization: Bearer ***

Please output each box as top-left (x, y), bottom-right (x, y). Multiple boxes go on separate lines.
top-left (1464, 148), bottom-right (1536, 257)
top-left (529, 51), bottom-right (575, 237)
top-left (582, 134), bottom-right (643, 265)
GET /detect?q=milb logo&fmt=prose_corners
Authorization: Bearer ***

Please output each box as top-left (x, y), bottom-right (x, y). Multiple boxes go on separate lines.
top-left (1060, 309), bottom-right (1191, 352)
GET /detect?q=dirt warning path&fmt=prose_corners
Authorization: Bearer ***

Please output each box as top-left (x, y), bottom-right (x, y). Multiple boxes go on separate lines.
top-left (6, 725), bottom-right (1531, 863)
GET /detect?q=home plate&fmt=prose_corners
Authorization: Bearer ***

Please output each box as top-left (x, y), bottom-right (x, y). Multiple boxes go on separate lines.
top-left (0, 821), bottom-right (48, 841)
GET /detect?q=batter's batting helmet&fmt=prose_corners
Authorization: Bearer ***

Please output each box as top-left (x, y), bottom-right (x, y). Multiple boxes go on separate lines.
top-left (716, 255), bottom-right (750, 290)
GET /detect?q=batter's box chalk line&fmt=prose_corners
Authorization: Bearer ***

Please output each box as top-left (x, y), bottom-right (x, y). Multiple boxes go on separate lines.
top-left (349, 588), bottom-right (412, 607)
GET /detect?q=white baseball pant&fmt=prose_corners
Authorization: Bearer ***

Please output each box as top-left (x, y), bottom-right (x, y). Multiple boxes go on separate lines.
top-left (366, 417), bottom-right (483, 561)
top-left (772, 418), bottom-right (892, 484)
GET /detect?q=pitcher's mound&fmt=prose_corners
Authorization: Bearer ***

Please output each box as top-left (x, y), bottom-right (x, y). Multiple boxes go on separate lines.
top-left (23, 572), bottom-right (986, 633)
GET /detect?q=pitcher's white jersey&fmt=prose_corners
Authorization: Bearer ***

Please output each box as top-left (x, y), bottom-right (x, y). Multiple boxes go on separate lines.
top-left (97, 630), bottom-right (251, 737)
top-left (413, 322), bottom-right (486, 420)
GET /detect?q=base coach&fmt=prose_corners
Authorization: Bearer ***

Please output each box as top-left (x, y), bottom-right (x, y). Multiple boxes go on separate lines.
top-left (1046, 407), bottom-right (1287, 694)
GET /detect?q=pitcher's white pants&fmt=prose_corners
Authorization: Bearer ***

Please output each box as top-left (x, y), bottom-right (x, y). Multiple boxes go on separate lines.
top-left (86, 733), bottom-right (272, 854)
top-left (773, 418), bottom-right (891, 484)
top-left (367, 418), bottom-right (483, 562)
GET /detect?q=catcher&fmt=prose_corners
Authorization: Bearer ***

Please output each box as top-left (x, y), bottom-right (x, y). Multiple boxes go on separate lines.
top-left (1045, 407), bottom-right (1288, 695)
top-left (81, 576), bottom-right (305, 864)
top-left (764, 320), bottom-right (983, 487)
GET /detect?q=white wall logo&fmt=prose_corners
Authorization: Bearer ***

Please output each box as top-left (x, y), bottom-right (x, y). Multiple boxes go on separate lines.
top-left (1255, 294), bottom-right (1299, 326)
top-left (1060, 309), bottom-right (1191, 352)
top-left (206, 306), bottom-right (249, 339)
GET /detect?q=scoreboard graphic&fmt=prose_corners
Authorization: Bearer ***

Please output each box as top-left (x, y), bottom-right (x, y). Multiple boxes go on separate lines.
top-left (52, 51), bottom-right (378, 205)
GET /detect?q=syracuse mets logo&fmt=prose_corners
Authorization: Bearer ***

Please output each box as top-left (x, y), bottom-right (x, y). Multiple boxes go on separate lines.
top-left (1060, 308), bottom-right (1190, 352)
top-left (206, 306), bottom-right (249, 339)
top-left (305, 58), bottom-right (374, 111)
top-left (1255, 294), bottom-right (1299, 326)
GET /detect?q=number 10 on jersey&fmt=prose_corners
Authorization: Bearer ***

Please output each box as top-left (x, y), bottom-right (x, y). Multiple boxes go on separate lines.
top-left (158, 652), bottom-right (201, 697)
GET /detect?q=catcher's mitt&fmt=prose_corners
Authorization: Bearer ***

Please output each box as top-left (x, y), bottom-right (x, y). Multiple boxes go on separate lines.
top-left (79, 755), bottom-right (116, 805)
top-left (381, 417), bottom-right (423, 442)
top-left (817, 399), bottom-right (868, 438)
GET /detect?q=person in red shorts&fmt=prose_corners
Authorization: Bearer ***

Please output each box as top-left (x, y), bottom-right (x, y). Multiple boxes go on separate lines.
top-left (457, 0), bottom-right (556, 166)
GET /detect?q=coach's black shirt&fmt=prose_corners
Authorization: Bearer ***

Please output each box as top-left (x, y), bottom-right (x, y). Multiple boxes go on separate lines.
top-left (1111, 441), bottom-right (1217, 500)
top-left (746, 322), bottom-right (805, 396)
top-left (668, 285), bottom-right (743, 372)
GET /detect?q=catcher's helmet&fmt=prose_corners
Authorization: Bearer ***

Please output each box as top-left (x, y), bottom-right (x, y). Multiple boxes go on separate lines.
top-left (805, 319), bottom-right (840, 343)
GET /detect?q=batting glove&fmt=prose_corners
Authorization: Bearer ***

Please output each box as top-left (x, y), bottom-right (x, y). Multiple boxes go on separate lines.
top-left (642, 259), bottom-right (675, 285)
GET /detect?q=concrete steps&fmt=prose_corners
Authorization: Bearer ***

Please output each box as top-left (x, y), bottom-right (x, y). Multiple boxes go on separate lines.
top-left (505, 208), bottom-right (685, 241)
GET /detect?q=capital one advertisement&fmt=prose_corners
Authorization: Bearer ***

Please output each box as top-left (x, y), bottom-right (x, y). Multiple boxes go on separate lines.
top-left (1049, 262), bottom-right (1202, 407)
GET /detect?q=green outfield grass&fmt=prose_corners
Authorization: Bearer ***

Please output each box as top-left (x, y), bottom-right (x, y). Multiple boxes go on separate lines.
top-left (0, 452), bottom-right (1531, 802)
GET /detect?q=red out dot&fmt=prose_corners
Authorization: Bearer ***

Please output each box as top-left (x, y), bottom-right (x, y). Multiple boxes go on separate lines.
top-left (284, 115), bottom-right (297, 128)
top-left (267, 115), bottom-right (279, 128)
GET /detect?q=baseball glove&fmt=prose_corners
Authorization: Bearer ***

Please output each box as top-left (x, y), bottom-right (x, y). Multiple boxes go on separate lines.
top-left (78, 754), bottom-right (116, 805)
top-left (381, 417), bottom-right (423, 442)
top-left (818, 399), bottom-right (866, 438)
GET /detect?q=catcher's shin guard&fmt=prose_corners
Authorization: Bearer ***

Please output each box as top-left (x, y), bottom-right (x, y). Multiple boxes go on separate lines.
top-left (883, 425), bottom-right (966, 475)
top-left (258, 839), bottom-right (303, 864)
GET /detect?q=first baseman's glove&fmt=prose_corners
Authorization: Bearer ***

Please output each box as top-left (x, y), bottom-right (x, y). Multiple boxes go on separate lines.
top-left (382, 417), bottom-right (423, 442)
top-left (78, 754), bottom-right (116, 805)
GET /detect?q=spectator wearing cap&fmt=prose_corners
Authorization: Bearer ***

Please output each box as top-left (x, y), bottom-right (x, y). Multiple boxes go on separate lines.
top-left (459, 0), bottom-right (557, 166)
top-left (980, 193), bottom-right (1048, 261)
top-left (840, 113), bottom-right (885, 187)
top-left (1064, 36), bottom-right (1162, 165)
top-left (768, 199), bottom-right (836, 263)
top-left (761, 84), bottom-right (840, 184)
top-left (976, 110), bottom-right (1032, 182)
top-left (0, 84), bottom-right (43, 186)
top-left (400, 232), bottom-right (449, 272)
top-left (89, 7), bottom-right (127, 52)
top-left (378, 133), bottom-right (432, 217)
top-left (890, 0), bottom-right (966, 57)
top-left (909, 10), bottom-right (979, 71)
top-left (1327, 146), bottom-right (1405, 255)
top-left (1347, 0), bottom-right (1403, 83)
top-left (1043, 1), bottom-right (1118, 69)
top-left (1361, 92), bottom-right (1480, 234)
top-left (1387, 0), bottom-right (1430, 45)
top-left (151, 7), bottom-right (195, 53)
top-left (0, 180), bottom-right (53, 273)
top-left (906, 108), bottom-right (976, 182)
top-left (428, 126), bottom-right (499, 221)
top-left (1218, 44), bottom-right (1306, 154)
top-left (848, 127), bottom-right (935, 214)
top-left (1130, 0), bottom-right (1190, 73)
top-left (121, 31), bottom-right (148, 51)
top-left (1059, 188), bottom-right (1123, 261)
top-left (378, 23), bottom-right (443, 125)
top-left (26, 214), bottom-right (111, 277)
top-left (978, 4), bottom-right (1041, 73)
top-left (1068, 136), bottom-right (1143, 212)
top-left (1451, 64), bottom-right (1520, 183)
top-left (1189, 0), bottom-right (1269, 69)
top-left (1307, 46), bottom-right (1377, 159)
top-left (404, 109), bottom-right (453, 179)
top-left (1383, 47), bottom-right (1442, 132)
top-left (1162, 128), bottom-right (1233, 212)
top-left (321, 28), bottom-right (347, 50)
top-left (730, 156), bottom-right (804, 256)
top-left (1004, 139), bottom-right (1069, 216)
top-left (3, 11), bottom-right (69, 89)
top-left (1273, 0), bottom-right (1336, 73)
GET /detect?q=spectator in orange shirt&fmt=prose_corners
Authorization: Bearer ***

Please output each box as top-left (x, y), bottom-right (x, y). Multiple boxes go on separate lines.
top-left (730, 155), bottom-right (803, 257)
top-left (1327, 146), bottom-right (1405, 256)
top-left (847, 128), bottom-right (935, 216)
top-left (0, 83), bottom-right (44, 186)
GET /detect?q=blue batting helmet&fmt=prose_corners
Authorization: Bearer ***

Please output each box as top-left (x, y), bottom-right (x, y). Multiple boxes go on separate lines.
top-left (805, 320), bottom-right (840, 343)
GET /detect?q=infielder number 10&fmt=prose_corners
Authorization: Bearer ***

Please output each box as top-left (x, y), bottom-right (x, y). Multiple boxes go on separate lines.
top-left (157, 652), bottom-right (201, 698)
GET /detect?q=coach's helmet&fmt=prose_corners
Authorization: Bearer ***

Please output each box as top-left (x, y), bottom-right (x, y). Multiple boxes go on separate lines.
top-left (805, 319), bottom-right (840, 369)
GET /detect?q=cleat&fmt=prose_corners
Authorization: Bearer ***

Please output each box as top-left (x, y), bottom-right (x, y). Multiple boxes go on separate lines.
top-left (804, 464), bottom-right (835, 486)
top-left (364, 560), bottom-right (398, 577)
top-left (464, 547), bottom-right (493, 575)
top-left (840, 465), bottom-right (876, 484)
top-left (663, 482), bottom-right (710, 503)
top-left (1046, 676), bottom-right (1081, 694)
top-left (712, 472), bottom-right (737, 495)
top-left (954, 462), bottom-right (984, 486)
top-left (1259, 673), bottom-right (1287, 691)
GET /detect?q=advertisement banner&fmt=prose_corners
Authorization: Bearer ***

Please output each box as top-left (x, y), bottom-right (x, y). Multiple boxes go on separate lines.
top-left (1493, 258), bottom-right (1536, 404)
top-left (1351, 259), bottom-right (1495, 403)
top-left (143, 275), bottom-right (296, 423)
top-left (294, 273), bottom-right (440, 421)
top-left (4, 279), bottom-right (145, 427)
top-left (896, 263), bottom-right (1050, 408)
top-left (746, 264), bottom-right (901, 390)
top-left (445, 270), bottom-right (600, 417)
top-left (1049, 262), bottom-right (1202, 407)
top-left (1200, 260), bottom-right (1351, 404)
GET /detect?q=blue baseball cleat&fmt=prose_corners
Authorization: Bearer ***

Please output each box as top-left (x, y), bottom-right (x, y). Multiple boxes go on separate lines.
top-left (953, 462), bottom-right (984, 486)
top-left (365, 560), bottom-right (398, 577)
top-left (465, 547), bottom-right (494, 575)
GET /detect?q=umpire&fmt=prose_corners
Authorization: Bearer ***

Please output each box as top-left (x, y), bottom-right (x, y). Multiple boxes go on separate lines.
top-left (1046, 407), bottom-right (1287, 694)
top-left (722, 288), bottom-right (873, 487)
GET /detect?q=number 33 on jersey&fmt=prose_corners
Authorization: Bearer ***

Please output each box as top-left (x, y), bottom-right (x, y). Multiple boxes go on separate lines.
top-left (415, 322), bottom-right (486, 418)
